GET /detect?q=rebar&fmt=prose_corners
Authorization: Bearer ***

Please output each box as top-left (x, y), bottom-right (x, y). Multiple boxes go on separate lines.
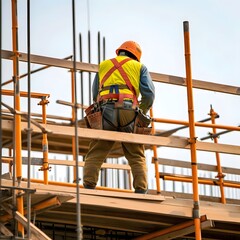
top-left (0, 0), bottom-right (2, 188)
top-left (88, 30), bottom-right (91, 105)
top-left (72, 0), bottom-right (82, 239)
top-left (98, 31), bottom-right (101, 64)
top-left (26, 0), bottom-right (32, 238)
top-left (103, 37), bottom-right (106, 60)
top-left (79, 33), bottom-right (84, 117)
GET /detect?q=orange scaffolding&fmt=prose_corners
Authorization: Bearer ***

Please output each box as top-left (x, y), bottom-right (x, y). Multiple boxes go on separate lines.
top-left (1, 2), bottom-right (240, 240)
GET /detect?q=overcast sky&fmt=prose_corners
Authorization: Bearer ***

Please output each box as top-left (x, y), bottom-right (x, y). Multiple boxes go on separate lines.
top-left (2, 0), bottom-right (240, 178)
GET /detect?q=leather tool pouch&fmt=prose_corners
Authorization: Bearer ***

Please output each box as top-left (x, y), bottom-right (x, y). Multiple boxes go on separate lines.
top-left (134, 109), bottom-right (152, 135)
top-left (84, 103), bottom-right (103, 129)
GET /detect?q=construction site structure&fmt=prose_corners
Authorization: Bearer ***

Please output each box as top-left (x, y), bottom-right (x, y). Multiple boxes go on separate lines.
top-left (1, 1), bottom-right (240, 239)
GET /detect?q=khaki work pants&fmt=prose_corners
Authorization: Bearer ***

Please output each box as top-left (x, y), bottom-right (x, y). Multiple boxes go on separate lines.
top-left (83, 105), bottom-right (148, 191)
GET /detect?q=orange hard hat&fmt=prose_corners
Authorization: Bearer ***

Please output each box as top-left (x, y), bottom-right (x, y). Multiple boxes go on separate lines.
top-left (115, 41), bottom-right (142, 62)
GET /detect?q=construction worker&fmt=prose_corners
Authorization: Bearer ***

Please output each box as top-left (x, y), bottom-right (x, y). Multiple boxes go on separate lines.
top-left (83, 40), bottom-right (155, 193)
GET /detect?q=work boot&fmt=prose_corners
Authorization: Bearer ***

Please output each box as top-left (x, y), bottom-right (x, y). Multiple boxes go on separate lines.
top-left (83, 184), bottom-right (96, 189)
top-left (134, 189), bottom-right (148, 194)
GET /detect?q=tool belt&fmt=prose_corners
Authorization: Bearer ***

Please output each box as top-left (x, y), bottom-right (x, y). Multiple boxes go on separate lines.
top-left (84, 102), bottom-right (102, 130)
top-left (85, 102), bottom-right (152, 135)
top-left (133, 109), bottom-right (152, 135)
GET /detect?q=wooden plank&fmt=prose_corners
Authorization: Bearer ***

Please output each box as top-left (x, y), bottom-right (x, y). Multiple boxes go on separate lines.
top-left (79, 189), bottom-right (165, 201)
top-left (35, 211), bottom-right (160, 233)
top-left (2, 181), bottom-right (239, 237)
top-left (41, 209), bottom-right (171, 233)
top-left (2, 50), bottom-right (240, 95)
top-left (45, 124), bottom-right (240, 155)
top-left (196, 141), bottom-right (240, 155)
top-left (2, 109), bottom-right (72, 122)
top-left (200, 200), bottom-right (240, 223)
top-left (15, 211), bottom-right (52, 240)
top-left (2, 119), bottom-right (240, 155)
top-left (2, 156), bottom-right (131, 170)
top-left (1, 204), bottom-right (51, 240)
top-left (80, 212), bottom-right (171, 227)
top-left (151, 220), bottom-right (214, 240)
top-left (47, 159), bottom-right (131, 170)
top-left (69, 194), bottom-right (192, 217)
top-left (1, 180), bottom-right (74, 204)
top-left (150, 72), bottom-right (240, 95)
top-left (12, 179), bottom-right (163, 201)
top-left (1, 49), bottom-right (98, 73)
top-left (70, 193), bottom-right (240, 224)
top-left (0, 223), bottom-right (13, 236)
top-left (159, 190), bottom-right (240, 205)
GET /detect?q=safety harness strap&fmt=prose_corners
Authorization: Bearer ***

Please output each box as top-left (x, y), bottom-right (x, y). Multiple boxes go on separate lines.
top-left (98, 58), bottom-right (138, 106)
top-left (100, 58), bottom-right (131, 88)
top-left (100, 84), bottom-right (128, 92)
top-left (110, 58), bottom-right (137, 96)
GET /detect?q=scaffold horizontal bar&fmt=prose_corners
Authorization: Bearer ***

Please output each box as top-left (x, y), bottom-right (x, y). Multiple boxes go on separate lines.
top-left (1, 50), bottom-right (240, 96)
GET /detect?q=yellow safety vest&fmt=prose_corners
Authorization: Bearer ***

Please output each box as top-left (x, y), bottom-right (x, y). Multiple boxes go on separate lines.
top-left (97, 56), bottom-right (142, 105)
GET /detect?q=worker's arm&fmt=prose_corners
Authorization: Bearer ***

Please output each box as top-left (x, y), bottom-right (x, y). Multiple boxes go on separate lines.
top-left (139, 65), bottom-right (155, 114)
top-left (92, 73), bottom-right (99, 102)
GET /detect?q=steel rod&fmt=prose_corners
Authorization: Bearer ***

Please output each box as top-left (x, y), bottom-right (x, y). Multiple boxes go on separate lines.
top-left (72, 0), bottom-right (82, 239)
top-left (0, 0), bottom-right (2, 188)
top-left (98, 31), bottom-right (101, 64)
top-left (26, 0), bottom-right (32, 238)
top-left (79, 33), bottom-right (84, 117)
top-left (200, 125), bottom-right (240, 140)
top-left (88, 30), bottom-right (91, 105)
top-left (71, 69), bottom-right (77, 183)
top-left (98, 31), bottom-right (106, 187)
top-left (103, 37), bottom-right (106, 60)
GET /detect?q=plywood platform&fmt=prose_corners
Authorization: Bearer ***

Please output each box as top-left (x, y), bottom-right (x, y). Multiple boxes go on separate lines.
top-left (1, 179), bottom-right (240, 239)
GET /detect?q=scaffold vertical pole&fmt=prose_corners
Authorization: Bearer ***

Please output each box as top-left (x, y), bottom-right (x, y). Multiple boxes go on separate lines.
top-left (38, 97), bottom-right (49, 185)
top-left (183, 21), bottom-right (202, 240)
top-left (11, 0), bottom-right (25, 237)
top-left (209, 105), bottom-right (226, 204)
top-left (150, 108), bottom-right (161, 193)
